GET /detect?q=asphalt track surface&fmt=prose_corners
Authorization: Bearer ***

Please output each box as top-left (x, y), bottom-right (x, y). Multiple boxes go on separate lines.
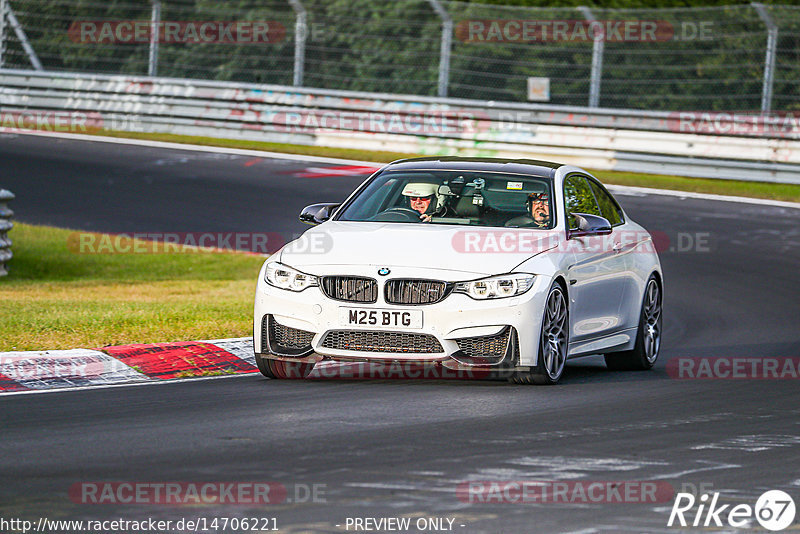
top-left (1, 134), bottom-right (800, 533)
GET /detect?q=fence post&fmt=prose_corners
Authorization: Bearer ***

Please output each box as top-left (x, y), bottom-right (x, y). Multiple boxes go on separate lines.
top-left (752, 3), bottom-right (777, 113)
top-left (0, 189), bottom-right (14, 277)
top-left (288, 0), bottom-right (306, 87)
top-left (579, 6), bottom-right (603, 108)
top-left (148, 0), bottom-right (161, 77)
top-left (426, 0), bottom-right (452, 98)
top-left (5, 3), bottom-right (42, 70)
top-left (0, 0), bottom-right (7, 68)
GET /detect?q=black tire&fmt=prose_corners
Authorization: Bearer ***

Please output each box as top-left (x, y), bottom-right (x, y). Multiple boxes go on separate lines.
top-left (511, 281), bottom-right (569, 385)
top-left (256, 355), bottom-right (315, 379)
top-left (604, 274), bottom-right (662, 371)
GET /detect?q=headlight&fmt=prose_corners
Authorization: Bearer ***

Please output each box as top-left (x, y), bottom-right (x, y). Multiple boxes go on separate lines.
top-left (454, 273), bottom-right (535, 300)
top-left (264, 262), bottom-right (319, 292)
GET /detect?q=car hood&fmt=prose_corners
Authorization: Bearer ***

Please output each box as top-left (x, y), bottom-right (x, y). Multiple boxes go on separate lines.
top-left (278, 222), bottom-right (562, 278)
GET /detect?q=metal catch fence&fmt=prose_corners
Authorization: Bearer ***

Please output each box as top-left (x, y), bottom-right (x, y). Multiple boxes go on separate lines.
top-left (1, 0), bottom-right (799, 112)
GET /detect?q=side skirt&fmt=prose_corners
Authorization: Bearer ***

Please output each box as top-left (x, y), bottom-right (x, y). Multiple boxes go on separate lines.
top-left (567, 328), bottom-right (638, 358)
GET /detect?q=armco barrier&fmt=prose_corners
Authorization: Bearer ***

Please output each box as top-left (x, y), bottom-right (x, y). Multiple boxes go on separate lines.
top-left (0, 188), bottom-right (14, 277)
top-left (1, 69), bottom-right (800, 184)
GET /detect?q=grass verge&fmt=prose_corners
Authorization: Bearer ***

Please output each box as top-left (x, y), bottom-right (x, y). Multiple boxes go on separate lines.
top-left (92, 130), bottom-right (800, 203)
top-left (0, 223), bottom-right (265, 351)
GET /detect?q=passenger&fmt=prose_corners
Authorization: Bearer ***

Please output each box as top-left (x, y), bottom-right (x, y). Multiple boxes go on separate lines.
top-left (505, 192), bottom-right (551, 228)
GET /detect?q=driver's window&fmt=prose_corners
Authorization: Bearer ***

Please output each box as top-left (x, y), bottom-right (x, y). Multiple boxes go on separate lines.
top-left (564, 175), bottom-right (602, 230)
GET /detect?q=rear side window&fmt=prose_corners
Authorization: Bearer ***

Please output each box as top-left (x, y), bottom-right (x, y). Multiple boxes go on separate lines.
top-left (564, 175), bottom-right (601, 230)
top-left (588, 179), bottom-right (624, 226)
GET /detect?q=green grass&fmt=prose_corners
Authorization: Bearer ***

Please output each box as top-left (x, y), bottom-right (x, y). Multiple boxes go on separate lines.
top-left (93, 130), bottom-right (800, 203)
top-left (0, 223), bottom-right (265, 351)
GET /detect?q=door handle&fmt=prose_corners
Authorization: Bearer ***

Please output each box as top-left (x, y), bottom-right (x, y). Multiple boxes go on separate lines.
top-left (612, 242), bottom-right (623, 252)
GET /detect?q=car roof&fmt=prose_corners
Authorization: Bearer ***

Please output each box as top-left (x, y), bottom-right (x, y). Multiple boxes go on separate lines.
top-left (384, 157), bottom-right (561, 179)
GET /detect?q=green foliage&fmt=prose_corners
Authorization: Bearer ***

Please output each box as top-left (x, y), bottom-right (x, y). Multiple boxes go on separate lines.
top-left (456, 0), bottom-right (788, 6)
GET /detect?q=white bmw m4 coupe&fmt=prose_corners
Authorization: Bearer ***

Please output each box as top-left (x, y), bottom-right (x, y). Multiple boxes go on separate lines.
top-left (254, 158), bottom-right (663, 384)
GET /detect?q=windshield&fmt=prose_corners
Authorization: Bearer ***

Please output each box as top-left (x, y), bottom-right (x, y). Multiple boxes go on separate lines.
top-left (336, 170), bottom-right (554, 229)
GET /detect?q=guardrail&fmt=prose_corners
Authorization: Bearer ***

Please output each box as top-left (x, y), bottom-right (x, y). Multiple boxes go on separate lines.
top-left (0, 188), bottom-right (13, 277)
top-left (2, 69), bottom-right (800, 184)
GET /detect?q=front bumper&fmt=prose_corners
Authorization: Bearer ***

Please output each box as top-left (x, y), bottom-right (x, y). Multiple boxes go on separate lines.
top-left (254, 265), bottom-right (550, 368)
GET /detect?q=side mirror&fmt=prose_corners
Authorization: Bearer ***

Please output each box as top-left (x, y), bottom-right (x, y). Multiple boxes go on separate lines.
top-left (568, 212), bottom-right (612, 238)
top-left (299, 203), bottom-right (341, 226)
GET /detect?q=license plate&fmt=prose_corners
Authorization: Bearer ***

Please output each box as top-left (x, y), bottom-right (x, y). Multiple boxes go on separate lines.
top-left (340, 307), bottom-right (423, 329)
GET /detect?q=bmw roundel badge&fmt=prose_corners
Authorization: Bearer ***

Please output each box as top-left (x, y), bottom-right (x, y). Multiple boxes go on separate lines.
top-left (378, 267), bottom-right (391, 276)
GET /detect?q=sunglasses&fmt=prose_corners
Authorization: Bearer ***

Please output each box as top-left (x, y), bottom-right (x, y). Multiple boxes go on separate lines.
top-left (528, 193), bottom-right (549, 202)
top-left (410, 196), bottom-right (431, 201)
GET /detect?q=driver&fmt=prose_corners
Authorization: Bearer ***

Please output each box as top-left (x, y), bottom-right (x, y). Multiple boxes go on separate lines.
top-left (401, 183), bottom-right (441, 222)
top-left (505, 192), bottom-right (551, 228)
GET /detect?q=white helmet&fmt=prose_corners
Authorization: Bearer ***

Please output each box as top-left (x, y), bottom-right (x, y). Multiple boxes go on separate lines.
top-left (401, 182), bottom-right (441, 214)
top-left (401, 182), bottom-right (439, 198)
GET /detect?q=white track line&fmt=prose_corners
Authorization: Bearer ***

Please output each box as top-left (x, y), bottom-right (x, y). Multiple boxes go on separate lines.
top-left (12, 131), bottom-right (800, 210)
